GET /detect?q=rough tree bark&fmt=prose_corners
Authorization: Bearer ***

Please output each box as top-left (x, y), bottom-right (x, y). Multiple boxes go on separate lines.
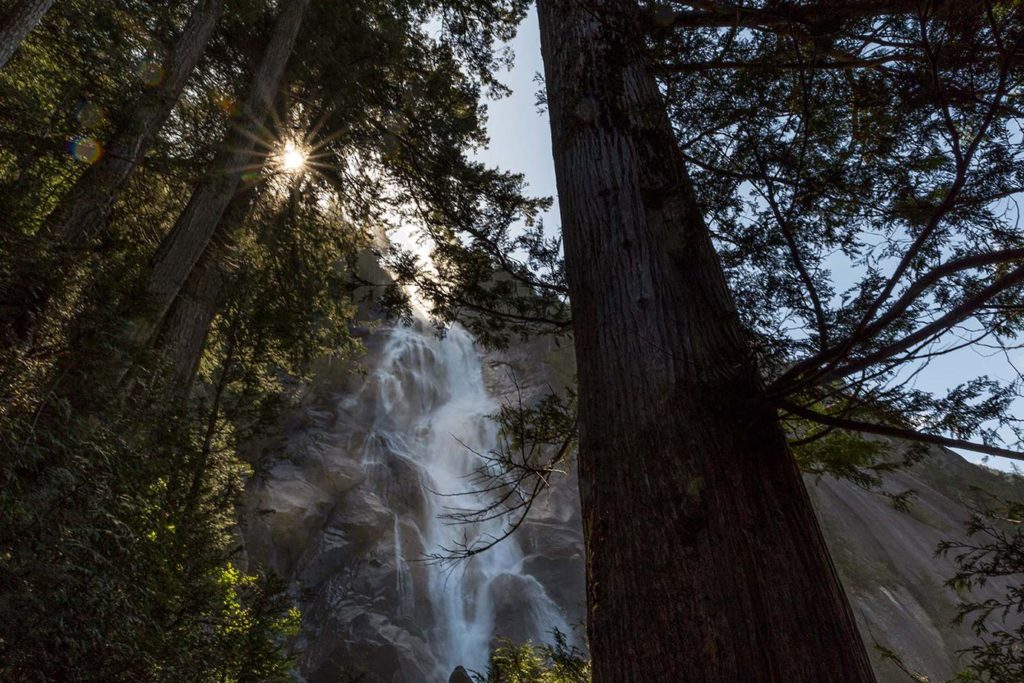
top-left (155, 247), bottom-right (229, 394)
top-left (154, 186), bottom-right (257, 396)
top-left (3, 0), bottom-right (226, 349)
top-left (134, 0), bottom-right (309, 344)
top-left (0, 0), bottom-right (54, 69)
top-left (535, 1), bottom-right (876, 680)
top-left (41, 0), bottom-right (225, 244)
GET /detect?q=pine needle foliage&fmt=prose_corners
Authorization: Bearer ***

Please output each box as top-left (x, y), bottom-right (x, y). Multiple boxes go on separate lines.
top-left (0, 0), bottom-right (535, 678)
top-left (939, 495), bottom-right (1024, 683)
top-left (473, 631), bottom-right (591, 683)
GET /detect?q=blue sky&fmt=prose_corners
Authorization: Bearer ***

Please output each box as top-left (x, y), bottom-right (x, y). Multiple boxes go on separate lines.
top-left (474, 11), bottom-right (559, 229)
top-left (476, 8), bottom-right (1022, 473)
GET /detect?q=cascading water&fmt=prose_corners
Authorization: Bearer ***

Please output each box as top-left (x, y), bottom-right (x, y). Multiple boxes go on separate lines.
top-left (357, 320), bottom-right (570, 677)
top-left (245, 282), bottom-right (1024, 683)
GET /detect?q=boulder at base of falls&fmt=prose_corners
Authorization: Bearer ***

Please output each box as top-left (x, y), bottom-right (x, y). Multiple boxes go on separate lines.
top-left (449, 666), bottom-right (473, 683)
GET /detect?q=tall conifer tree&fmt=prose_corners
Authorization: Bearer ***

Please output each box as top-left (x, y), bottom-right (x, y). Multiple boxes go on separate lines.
top-left (0, 0), bottom-right (54, 68)
top-left (534, 1), bottom-right (875, 678)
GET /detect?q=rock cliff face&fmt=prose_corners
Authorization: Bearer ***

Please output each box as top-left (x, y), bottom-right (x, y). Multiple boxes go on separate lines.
top-left (810, 448), bottom-right (1021, 682)
top-left (241, 322), bottom-right (574, 683)
top-left (241, 322), bottom-right (1021, 683)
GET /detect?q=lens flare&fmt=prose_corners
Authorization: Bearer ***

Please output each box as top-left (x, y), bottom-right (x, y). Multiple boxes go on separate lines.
top-left (279, 140), bottom-right (307, 173)
top-left (137, 59), bottom-right (164, 87)
top-left (74, 101), bottom-right (105, 128)
top-left (68, 136), bottom-right (103, 164)
top-left (212, 91), bottom-right (237, 116)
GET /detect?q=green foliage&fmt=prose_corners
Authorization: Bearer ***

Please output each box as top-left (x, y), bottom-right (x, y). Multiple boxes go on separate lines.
top-left (795, 428), bottom-right (889, 482)
top-left (656, 2), bottom-right (1024, 457)
top-left (212, 565), bottom-right (302, 682)
top-left (0, 1), bottom-right (141, 233)
top-left (789, 396), bottom-right (928, 506)
top-left (473, 631), bottom-right (591, 683)
top-left (0, 0), bottom-right (536, 678)
top-left (938, 496), bottom-right (1024, 682)
top-left (0, 398), bottom-right (298, 682)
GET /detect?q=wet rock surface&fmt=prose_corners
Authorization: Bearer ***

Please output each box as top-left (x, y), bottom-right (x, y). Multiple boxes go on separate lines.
top-left (242, 324), bottom-right (575, 682)
top-left (243, 325), bottom-right (1022, 683)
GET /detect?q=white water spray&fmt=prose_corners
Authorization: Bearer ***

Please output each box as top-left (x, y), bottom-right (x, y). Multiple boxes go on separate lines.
top-left (357, 321), bottom-right (569, 677)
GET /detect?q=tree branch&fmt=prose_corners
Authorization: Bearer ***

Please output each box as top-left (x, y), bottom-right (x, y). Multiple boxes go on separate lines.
top-left (660, 55), bottom-right (900, 72)
top-left (777, 399), bottom-right (1024, 462)
top-left (658, 1), bottom-right (922, 31)
top-left (830, 263), bottom-right (1024, 380)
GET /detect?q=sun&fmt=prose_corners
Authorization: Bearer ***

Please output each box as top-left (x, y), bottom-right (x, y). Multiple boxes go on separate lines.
top-left (279, 139), bottom-right (307, 173)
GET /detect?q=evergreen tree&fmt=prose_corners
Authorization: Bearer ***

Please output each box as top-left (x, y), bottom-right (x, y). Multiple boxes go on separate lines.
top-left (132, 0), bottom-right (310, 351)
top-left (6, 0), bottom-right (226, 349)
top-left (398, 0), bottom-right (1024, 680)
top-left (940, 495), bottom-right (1024, 683)
top-left (474, 631), bottom-right (591, 683)
top-left (0, 0), bottom-right (536, 678)
top-left (0, 0), bottom-right (54, 68)
top-left (534, 0), bottom-right (874, 678)
top-left (41, 0), bottom-right (224, 245)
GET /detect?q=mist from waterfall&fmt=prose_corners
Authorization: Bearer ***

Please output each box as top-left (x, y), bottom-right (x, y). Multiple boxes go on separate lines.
top-left (358, 321), bottom-right (570, 677)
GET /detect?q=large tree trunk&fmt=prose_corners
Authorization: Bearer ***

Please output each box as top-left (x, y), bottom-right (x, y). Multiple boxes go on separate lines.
top-left (535, 1), bottom-right (876, 680)
top-left (1, 0), bottom-right (225, 350)
top-left (41, 0), bottom-right (224, 244)
top-left (133, 0), bottom-right (308, 345)
top-left (154, 185), bottom-right (258, 397)
top-left (0, 0), bottom-right (54, 68)
top-left (155, 248), bottom-right (229, 395)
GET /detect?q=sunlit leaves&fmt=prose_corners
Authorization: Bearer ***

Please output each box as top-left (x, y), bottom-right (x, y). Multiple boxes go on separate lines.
top-left (474, 630), bottom-right (591, 683)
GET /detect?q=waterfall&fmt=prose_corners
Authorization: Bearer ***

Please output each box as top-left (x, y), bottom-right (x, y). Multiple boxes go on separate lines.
top-left (394, 511), bottom-right (413, 617)
top-left (357, 321), bottom-right (570, 676)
